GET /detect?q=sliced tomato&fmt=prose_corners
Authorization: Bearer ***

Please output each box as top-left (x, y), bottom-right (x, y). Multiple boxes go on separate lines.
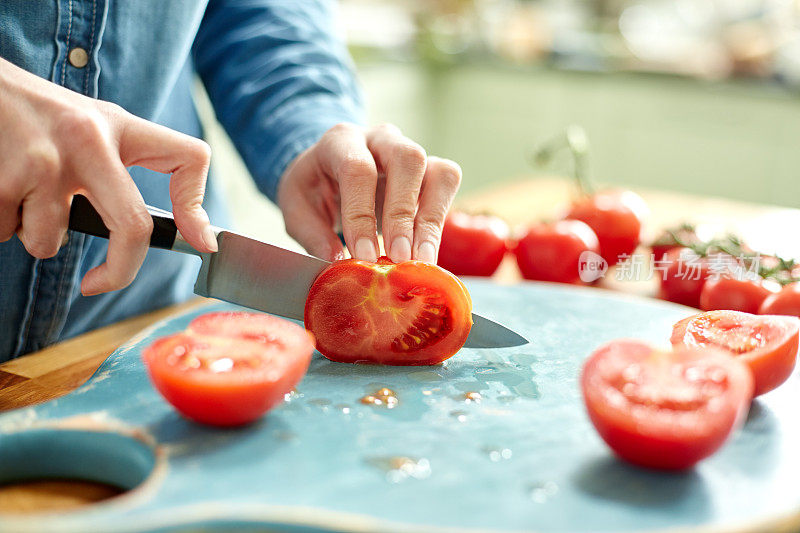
top-left (304, 257), bottom-right (472, 365)
top-left (699, 276), bottom-right (778, 314)
top-left (514, 220), bottom-right (599, 284)
top-left (759, 283), bottom-right (800, 317)
top-left (142, 312), bottom-right (314, 426)
top-left (582, 339), bottom-right (752, 470)
top-left (565, 190), bottom-right (648, 266)
top-left (671, 310), bottom-right (799, 397)
top-left (437, 212), bottom-right (509, 277)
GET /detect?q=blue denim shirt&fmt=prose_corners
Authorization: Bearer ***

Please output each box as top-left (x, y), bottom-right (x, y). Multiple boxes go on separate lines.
top-left (0, 1), bottom-right (364, 361)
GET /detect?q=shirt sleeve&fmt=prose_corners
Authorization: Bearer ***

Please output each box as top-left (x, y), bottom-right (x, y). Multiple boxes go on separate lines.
top-left (192, 0), bottom-right (366, 201)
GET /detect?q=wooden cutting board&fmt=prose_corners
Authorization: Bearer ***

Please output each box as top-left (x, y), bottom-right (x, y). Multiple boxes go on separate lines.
top-left (0, 279), bottom-right (798, 533)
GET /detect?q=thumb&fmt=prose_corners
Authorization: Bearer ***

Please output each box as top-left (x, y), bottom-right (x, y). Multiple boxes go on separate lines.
top-left (114, 109), bottom-right (217, 253)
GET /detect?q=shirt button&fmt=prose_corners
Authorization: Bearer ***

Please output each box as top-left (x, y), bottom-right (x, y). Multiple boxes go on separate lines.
top-left (68, 47), bottom-right (89, 68)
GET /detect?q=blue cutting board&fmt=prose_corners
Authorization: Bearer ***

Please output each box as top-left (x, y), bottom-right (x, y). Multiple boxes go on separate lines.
top-left (1, 280), bottom-right (799, 533)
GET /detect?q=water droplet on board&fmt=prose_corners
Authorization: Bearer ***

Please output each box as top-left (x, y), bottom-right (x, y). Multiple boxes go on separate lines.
top-left (367, 456), bottom-right (431, 483)
top-left (528, 481), bottom-right (558, 503)
top-left (408, 371), bottom-right (444, 383)
top-left (360, 387), bottom-right (399, 408)
top-left (308, 398), bottom-right (331, 410)
top-left (335, 404), bottom-right (351, 414)
top-left (482, 446), bottom-right (513, 462)
top-left (450, 410), bottom-right (468, 423)
top-left (475, 366), bottom-right (498, 376)
top-left (284, 389), bottom-right (302, 402)
top-left (463, 391), bottom-right (482, 403)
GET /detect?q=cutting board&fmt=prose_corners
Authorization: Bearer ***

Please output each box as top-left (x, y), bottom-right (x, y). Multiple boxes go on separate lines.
top-left (1, 280), bottom-right (799, 533)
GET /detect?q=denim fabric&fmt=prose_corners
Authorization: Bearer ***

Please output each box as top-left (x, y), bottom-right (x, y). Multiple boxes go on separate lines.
top-left (0, 0), bottom-right (364, 361)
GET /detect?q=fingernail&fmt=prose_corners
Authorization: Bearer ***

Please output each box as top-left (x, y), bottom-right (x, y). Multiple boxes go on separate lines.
top-left (389, 236), bottom-right (412, 263)
top-left (417, 241), bottom-right (436, 264)
top-left (203, 225), bottom-right (218, 253)
top-left (354, 238), bottom-right (377, 262)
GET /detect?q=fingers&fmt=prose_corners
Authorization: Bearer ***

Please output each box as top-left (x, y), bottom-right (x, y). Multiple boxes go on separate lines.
top-left (78, 158), bottom-right (153, 296)
top-left (413, 157), bottom-right (462, 263)
top-left (0, 188), bottom-right (22, 242)
top-left (16, 192), bottom-right (70, 259)
top-left (366, 124), bottom-right (427, 263)
top-left (317, 124), bottom-right (379, 262)
top-left (283, 194), bottom-right (346, 262)
top-left (115, 109), bottom-right (216, 253)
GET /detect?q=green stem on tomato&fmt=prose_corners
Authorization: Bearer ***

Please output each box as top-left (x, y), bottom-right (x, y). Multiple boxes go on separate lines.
top-left (530, 125), bottom-right (595, 197)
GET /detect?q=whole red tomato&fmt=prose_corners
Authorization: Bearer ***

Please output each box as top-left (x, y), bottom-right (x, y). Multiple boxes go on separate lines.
top-left (437, 212), bottom-right (509, 276)
top-left (514, 220), bottom-right (600, 284)
top-left (650, 224), bottom-right (699, 262)
top-left (582, 339), bottom-right (752, 470)
top-left (304, 257), bottom-right (473, 365)
top-left (565, 190), bottom-right (648, 266)
top-left (759, 283), bottom-right (800, 317)
top-left (658, 248), bottom-right (717, 308)
top-left (700, 276), bottom-right (778, 314)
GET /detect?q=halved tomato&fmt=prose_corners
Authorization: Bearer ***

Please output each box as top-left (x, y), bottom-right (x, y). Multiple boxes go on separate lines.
top-left (142, 312), bottom-right (314, 426)
top-left (671, 310), bottom-right (799, 397)
top-left (582, 339), bottom-right (752, 470)
top-left (304, 257), bottom-right (472, 365)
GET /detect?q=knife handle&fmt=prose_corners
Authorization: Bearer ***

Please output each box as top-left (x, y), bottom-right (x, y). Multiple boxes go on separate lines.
top-left (68, 194), bottom-right (179, 250)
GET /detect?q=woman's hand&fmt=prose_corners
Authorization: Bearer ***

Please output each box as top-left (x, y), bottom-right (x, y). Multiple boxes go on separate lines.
top-left (0, 58), bottom-right (217, 296)
top-left (277, 123), bottom-right (462, 263)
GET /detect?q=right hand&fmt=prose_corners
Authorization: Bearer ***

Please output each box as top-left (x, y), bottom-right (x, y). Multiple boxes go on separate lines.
top-left (0, 58), bottom-right (217, 296)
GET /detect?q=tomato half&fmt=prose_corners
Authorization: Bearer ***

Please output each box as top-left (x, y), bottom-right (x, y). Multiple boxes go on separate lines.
top-left (565, 190), bottom-right (648, 266)
top-left (437, 212), bottom-right (509, 277)
top-left (142, 312), bottom-right (314, 426)
top-left (699, 276), bottom-right (778, 314)
top-left (671, 310), bottom-right (799, 397)
top-left (304, 257), bottom-right (472, 365)
top-left (514, 220), bottom-right (599, 284)
top-left (759, 283), bottom-right (800, 317)
top-left (582, 339), bottom-right (752, 470)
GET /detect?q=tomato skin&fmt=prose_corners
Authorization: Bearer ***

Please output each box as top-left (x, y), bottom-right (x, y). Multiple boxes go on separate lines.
top-left (700, 276), bottom-right (778, 314)
top-left (659, 248), bottom-right (714, 308)
top-left (671, 310), bottom-right (799, 397)
top-left (582, 339), bottom-right (752, 470)
top-left (304, 257), bottom-right (473, 365)
top-left (759, 283), bottom-right (800, 317)
top-left (143, 312), bottom-right (314, 427)
top-left (437, 212), bottom-right (509, 277)
top-left (514, 220), bottom-right (599, 284)
top-left (565, 190), bottom-right (648, 266)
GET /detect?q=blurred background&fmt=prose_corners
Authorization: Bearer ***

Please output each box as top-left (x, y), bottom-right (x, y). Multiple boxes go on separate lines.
top-left (199, 0), bottom-right (800, 247)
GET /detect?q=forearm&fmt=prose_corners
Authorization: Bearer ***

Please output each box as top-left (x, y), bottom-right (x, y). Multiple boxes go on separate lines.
top-left (192, 0), bottom-right (365, 201)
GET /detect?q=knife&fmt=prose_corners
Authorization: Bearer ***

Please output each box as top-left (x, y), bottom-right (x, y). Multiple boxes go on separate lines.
top-left (68, 195), bottom-right (528, 349)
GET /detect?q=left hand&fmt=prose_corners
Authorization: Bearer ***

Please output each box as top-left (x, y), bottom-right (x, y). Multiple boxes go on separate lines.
top-left (277, 123), bottom-right (462, 264)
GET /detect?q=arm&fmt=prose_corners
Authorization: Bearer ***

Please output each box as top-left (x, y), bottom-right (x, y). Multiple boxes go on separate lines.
top-left (193, 1), bottom-right (462, 264)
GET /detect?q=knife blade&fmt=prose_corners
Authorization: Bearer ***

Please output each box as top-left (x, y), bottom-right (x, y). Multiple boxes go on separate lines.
top-left (68, 195), bottom-right (528, 348)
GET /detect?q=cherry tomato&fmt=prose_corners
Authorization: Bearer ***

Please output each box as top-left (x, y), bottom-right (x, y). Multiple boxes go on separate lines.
top-left (437, 212), bottom-right (509, 276)
top-left (658, 248), bottom-right (715, 308)
top-left (700, 276), bottom-right (778, 314)
top-left (671, 310), bottom-right (799, 397)
top-left (514, 220), bottom-right (600, 284)
top-left (565, 190), bottom-right (648, 266)
top-left (759, 283), bottom-right (800, 317)
top-left (142, 312), bottom-right (314, 426)
top-left (582, 339), bottom-right (752, 470)
top-left (304, 257), bottom-right (473, 365)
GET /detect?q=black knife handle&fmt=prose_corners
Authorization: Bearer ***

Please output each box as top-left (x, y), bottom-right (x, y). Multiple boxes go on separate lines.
top-left (68, 194), bottom-right (178, 250)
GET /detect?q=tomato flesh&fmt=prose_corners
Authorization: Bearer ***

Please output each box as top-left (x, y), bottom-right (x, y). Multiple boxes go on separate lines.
top-left (671, 310), bottom-right (799, 397)
top-left (142, 312), bottom-right (314, 426)
top-left (438, 212), bottom-right (509, 277)
top-left (304, 257), bottom-right (472, 365)
top-left (582, 339), bottom-right (752, 470)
